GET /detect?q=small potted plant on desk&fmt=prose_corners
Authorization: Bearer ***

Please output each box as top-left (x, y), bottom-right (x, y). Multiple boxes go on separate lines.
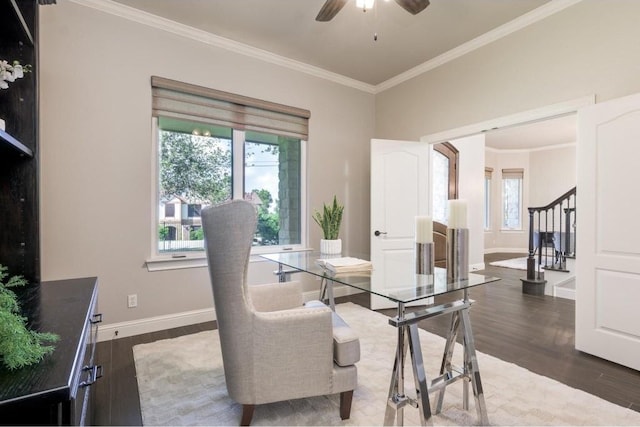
top-left (312, 195), bottom-right (344, 255)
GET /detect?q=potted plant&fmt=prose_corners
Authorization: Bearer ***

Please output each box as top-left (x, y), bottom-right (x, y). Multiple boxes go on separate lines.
top-left (312, 195), bottom-right (344, 254)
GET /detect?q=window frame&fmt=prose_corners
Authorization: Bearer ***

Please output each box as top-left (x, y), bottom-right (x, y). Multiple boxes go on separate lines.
top-left (484, 167), bottom-right (492, 231)
top-left (501, 169), bottom-right (524, 231)
top-left (147, 117), bottom-right (308, 271)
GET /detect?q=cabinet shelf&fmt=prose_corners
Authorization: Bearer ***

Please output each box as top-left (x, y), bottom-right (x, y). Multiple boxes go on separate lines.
top-left (0, 128), bottom-right (33, 157)
top-left (0, 0), bottom-right (35, 46)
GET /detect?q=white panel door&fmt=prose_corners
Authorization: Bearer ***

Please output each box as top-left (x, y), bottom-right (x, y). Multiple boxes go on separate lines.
top-left (370, 139), bottom-right (430, 310)
top-left (576, 92), bottom-right (640, 370)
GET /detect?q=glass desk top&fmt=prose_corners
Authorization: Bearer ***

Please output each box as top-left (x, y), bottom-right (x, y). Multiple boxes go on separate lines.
top-left (261, 251), bottom-right (500, 304)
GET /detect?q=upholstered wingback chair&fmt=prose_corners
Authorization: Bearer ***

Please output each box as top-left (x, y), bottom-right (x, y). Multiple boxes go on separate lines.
top-left (201, 200), bottom-right (359, 425)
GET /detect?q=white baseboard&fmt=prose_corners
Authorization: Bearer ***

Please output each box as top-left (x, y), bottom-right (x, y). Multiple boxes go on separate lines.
top-left (471, 262), bottom-right (486, 271)
top-left (97, 308), bottom-right (216, 342)
top-left (98, 285), bottom-right (365, 342)
top-left (484, 247), bottom-right (528, 254)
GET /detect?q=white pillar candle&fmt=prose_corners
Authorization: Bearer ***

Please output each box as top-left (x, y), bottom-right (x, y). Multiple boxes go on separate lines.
top-left (448, 200), bottom-right (468, 229)
top-left (415, 215), bottom-right (433, 243)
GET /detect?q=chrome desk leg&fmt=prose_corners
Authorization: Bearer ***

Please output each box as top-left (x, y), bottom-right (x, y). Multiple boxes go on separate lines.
top-left (408, 323), bottom-right (431, 426)
top-left (319, 277), bottom-right (336, 311)
top-left (384, 326), bottom-right (408, 425)
top-left (461, 308), bottom-right (489, 425)
top-left (435, 312), bottom-right (461, 414)
top-left (326, 278), bottom-right (335, 311)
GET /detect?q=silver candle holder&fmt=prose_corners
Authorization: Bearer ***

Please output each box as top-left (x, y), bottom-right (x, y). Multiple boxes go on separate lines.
top-left (416, 242), bottom-right (435, 275)
top-left (447, 228), bottom-right (469, 281)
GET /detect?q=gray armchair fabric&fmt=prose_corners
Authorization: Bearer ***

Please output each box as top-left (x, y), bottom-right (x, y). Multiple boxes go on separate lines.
top-left (202, 200), bottom-right (358, 425)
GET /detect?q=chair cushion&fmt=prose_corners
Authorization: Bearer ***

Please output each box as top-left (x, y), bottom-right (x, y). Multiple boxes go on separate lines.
top-left (305, 300), bottom-right (361, 367)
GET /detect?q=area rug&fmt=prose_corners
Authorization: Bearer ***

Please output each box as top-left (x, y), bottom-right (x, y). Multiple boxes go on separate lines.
top-left (133, 302), bottom-right (640, 426)
top-left (489, 257), bottom-right (530, 270)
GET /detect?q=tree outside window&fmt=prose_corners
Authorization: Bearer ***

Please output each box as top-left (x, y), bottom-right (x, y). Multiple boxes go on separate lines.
top-left (502, 169), bottom-right (523, 229)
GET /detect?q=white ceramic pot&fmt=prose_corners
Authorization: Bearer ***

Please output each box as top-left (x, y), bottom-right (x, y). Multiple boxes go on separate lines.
top-left (320, 238), bottom-right (342, 255)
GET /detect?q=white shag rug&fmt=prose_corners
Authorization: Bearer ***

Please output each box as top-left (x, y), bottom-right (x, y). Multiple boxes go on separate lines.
top-left (133, 302), bottom-right (640, 426)
top-left (489, 257), bottom-right (530, 271)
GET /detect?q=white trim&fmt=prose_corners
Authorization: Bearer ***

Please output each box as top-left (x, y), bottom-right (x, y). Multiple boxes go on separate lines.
top-left (484, 247), bottom-right (529, 254)
top-left (68, 0), bottom-right (581, 95)
top-left (97, 307), bottom-right (216, 342)
top-left (485, 142), bottom-right (576, 154)
top-left (97, 286), bottom-right (364, 342)
top-left (145, 254), bottom-right (208, 272)
top-left (470, 262), bottom-right (486, 272)
top-left (375, 0), bottom-right (584, 93)
top-left (421, 96), bottom-right (595, 145)
top-left (67, 0), bottom-right (376, 94)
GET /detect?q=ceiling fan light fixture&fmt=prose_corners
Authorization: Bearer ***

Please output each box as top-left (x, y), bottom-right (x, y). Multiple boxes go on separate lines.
top-left (356, 0), bottom-right (375, 10)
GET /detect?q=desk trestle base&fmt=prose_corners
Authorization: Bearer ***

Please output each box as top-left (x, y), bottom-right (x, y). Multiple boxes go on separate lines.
top-left (383, 299), bottom-right (489, 426)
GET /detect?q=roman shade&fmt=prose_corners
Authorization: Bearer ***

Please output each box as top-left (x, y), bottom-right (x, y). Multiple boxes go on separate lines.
top-left (485, 167), bottom-right (493, 178)
top-left (151, 76), bottom-right (310, 139)
top-left (502, 168), bottom-right (524, 179)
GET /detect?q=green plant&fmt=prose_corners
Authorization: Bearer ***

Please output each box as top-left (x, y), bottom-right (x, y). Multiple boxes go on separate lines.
top-left (0, 265), bottom-right (59, 370)
top-left (312, 196), bottom-right (344, 240)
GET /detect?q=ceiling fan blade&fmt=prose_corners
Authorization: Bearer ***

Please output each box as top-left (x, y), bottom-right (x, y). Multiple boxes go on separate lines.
top-left (394, 0), bottom-right (430, 15)
top-left (316, 0), bottom-right (348, 22)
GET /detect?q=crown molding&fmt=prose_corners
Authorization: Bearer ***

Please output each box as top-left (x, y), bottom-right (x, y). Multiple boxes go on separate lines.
top-left (69, 0), bottom-right (581, 95)
top-left (67, 0), bottom-right (378, 94)
top-left (374, 0), bottom-right (584, 93)
top-left (485, 141), bottom-right (576, 154)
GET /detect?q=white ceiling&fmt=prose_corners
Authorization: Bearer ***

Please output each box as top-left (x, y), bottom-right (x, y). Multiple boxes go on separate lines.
top-left (109, 0), bottom-right (574, 149)
top-left (111, 0), bottom-right (550, 86)
top-left (485, 114), bottom-right (576, 150)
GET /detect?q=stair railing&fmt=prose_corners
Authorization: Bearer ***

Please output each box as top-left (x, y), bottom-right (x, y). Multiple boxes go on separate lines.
top-left (525, 187), bottom-right (576, 282)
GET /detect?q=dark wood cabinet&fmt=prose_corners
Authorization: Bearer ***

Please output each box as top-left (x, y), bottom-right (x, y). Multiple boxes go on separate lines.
top-left (0, 278), bottom-right (101, 425)
top-left (0, 0), bottom-right (39, 285)
top-left (1, 4), bottom-right (103, 424)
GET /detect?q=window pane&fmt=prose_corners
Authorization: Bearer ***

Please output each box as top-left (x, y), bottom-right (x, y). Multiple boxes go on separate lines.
top-left (158, 118), bottom-right (232, 253)
top-left (245, 133), bottom-right (301, 247)
top-left (484, 177), bottom-right (491, 230)
top-left (432, 150), bottom-right (449, 224)
top-left (502, 177), bottom-right (522, 229)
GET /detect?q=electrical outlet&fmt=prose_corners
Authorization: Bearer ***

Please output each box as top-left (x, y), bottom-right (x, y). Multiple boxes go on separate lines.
top-left (127, 294), bottom-right (138, 308)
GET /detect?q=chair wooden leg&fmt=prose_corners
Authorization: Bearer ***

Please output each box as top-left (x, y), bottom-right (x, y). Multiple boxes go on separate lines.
top-left (340, 390), bottom-right (354, 420)
top-left (240, 404), bottom-right (255, 426)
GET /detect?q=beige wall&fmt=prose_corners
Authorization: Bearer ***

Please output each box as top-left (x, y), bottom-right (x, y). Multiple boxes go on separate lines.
top-left (529, 145), bottom-right (576, 206)
top-left (484, 144), bottom-right (576, 252)
top-left (448, 134), bottom-right (486, 268)
top-left (376, 0), bottom-right (640, 141)
top-left (38, 0), bottom-right (640, 333)
top-left (39, 1), bottom-right (374, 329)
top-left (484, 150), bottom-right (530, 252)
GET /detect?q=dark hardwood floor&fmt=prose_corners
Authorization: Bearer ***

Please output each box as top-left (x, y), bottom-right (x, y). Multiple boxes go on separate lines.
top-left (93, 253), bottom-right (640, 425)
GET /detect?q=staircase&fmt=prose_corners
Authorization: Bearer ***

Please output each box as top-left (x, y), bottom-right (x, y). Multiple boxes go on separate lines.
top-left (521, 187), bottom-right (576, 297)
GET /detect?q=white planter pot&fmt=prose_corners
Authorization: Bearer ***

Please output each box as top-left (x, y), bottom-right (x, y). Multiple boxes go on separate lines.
top-left (320, 238), bottom-right (342, 255)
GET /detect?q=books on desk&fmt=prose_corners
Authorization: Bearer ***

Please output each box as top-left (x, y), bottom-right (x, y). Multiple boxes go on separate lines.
top-left (316, 257), bottom-right (373, 274)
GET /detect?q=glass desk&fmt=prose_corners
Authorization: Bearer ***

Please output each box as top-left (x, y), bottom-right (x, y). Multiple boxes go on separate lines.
top-left (261, 251), bottom-right (499, 426)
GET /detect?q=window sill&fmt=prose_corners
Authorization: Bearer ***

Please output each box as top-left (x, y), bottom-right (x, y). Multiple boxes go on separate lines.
top-left (145, 247), bottom-right (313, 272)
top-left (499, 229), bottom-right (525, 233)
top-left (146, 254), bottom-right (208, 272)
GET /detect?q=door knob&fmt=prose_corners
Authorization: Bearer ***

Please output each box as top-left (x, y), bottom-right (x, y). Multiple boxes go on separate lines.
top-left (374, 230), bottom-right (387, 236)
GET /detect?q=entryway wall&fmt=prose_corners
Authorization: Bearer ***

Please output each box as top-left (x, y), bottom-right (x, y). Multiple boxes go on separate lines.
top-left (484, 140), bottom-right (576, 253)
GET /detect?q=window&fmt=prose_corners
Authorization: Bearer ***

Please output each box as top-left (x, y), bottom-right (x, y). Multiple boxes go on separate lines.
top-left (151, 77), bottom-right (308, 256)
top-left (432, 142), bottom-right (459, 225)
top-left (164, 203), bottom-right (175, 218)
top-left (502, 168), bottom-right (523, 229)
top-left (187, 204), bottom-right (202, 218)
top-left (484, 168), bottom-right (492, 230)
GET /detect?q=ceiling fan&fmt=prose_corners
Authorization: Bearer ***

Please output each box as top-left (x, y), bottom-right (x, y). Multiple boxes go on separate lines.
top-left (316, 0), bottom-right (430, 22)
